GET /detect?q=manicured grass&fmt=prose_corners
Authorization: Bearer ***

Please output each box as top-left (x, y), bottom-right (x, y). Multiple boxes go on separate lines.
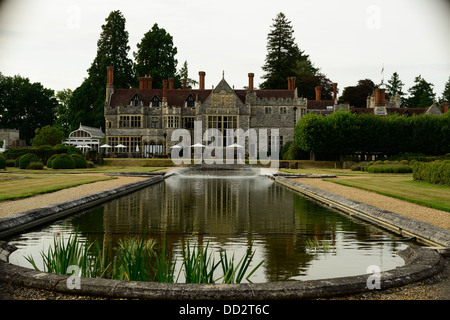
top-left (281, 168), bottom-right (450, 212)
top-left (324, 175), bottom-right (450, 212)
top-left (0, 173), bottom-right (115, 201)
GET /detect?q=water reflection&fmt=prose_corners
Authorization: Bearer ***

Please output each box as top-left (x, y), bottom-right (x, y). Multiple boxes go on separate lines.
top-left (8, 170), bottom-right (408, 282)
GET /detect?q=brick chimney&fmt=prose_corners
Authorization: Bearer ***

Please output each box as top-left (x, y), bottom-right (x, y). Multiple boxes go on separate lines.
top-left (375, 88), bottom-right (386, 106)
top-left (287, 77), bottom-right (296, 90)
top-left (199, 71), bottom-right (205, 90)
top-left (169, 78), bottom-right (174, 90)
top-left (248, 73), bottom-right (254, 91)
top-left (332, 83), bottom-right (338, 100)
top-left (182, 78), bottom-right (187, 89)
top-left (315, 86), bottom-right (322, 101)
top-left (441, 102), bottom-right (448, 113)
top-left (139, 75), bottom-right (152, 89)
top-left (106, 66), bottom-right (114, 87)
top-left (162, 79), bottom-right (168, 103)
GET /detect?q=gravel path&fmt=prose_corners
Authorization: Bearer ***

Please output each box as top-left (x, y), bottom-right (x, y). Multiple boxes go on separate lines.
top-left (0, 173), bottom-right (449, 300)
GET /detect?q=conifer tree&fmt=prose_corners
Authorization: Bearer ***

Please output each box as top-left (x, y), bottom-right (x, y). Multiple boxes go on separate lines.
top-left (133, 23), bottom-right (179, 89)
top-left (405, 75), bottom-right (435, 108)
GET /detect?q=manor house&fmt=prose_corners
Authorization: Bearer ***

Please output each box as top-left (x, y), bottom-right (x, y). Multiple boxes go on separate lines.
top-left (104, 67), bottom-right (308, 157)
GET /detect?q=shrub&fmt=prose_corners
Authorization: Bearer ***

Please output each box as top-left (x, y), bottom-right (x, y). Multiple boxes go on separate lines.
top-left (413, 161), bottom-right (450, 186)
top-left (0, 155), bottom-right (6, 169)
top-left (27, 162), bottom-right (44, 170)
top-left (399, 160), bottom-right (409, 165)
top-left (71, 154), bottom-right (88, 168)
top-left (19, 153), bottom-right (41, 169)
top-left (51, 154), bottom-right (75, 169)
top-left (87, 161), bottom-right (95, 168)
top-left (6, 160), bottom-right (15, 167)
top-left (367, 164), bottom-right (412, 174)
top-left (46, 154), bottom-right (59, 168)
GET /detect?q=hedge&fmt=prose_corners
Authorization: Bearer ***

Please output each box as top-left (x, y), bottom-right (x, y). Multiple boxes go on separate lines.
top-left (71, 154), bottom-right (88, 168)
top-left (46, 154), bottom-right (59, 168)
top-left (295, 111), bottom-right (450, 157)
top-left (18, 153), bottom-right (41, 169)
top-left (51, 154), bottom-right (75, 169)
top-left (27, 162), bottom-right (44, 170)
top-left (366, 164), bottom-right (413, 174)
top-left (413, 161), bottom-right (450, 186)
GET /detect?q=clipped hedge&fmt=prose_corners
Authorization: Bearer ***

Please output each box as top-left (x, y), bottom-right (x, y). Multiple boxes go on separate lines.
top-left (46, 154), bottom-right (59, 168)
top-left (18, 153), bottom-right (41, 169)
top-left (51, 154), bottom-right (75, 169)
top-left (27, 161), bottom-right (44, 170)
top-left (366, 164), bottom-right (413, 174)
top-left (71, 154), bottom-right (88, 168)
top-left (413, 161), bottom-right (450, 186)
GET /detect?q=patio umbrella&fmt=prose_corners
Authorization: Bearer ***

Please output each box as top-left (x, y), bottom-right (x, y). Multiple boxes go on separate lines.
top-left (170, 145), bottom-right (182, 149)
top-left (100, 144), bottom-right (111, 148)
top-left (136, 145), bottom-right (140, 152)
top-left (115, 144), bottom-right (126, 149)
top-left (191, 143), bottom-right (206, 147)
top-left (226, 143), bottom-right (244, 148)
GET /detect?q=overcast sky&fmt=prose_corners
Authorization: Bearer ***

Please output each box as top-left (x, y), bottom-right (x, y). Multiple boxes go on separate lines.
top-left (0, 0), bottom-right (449, 99)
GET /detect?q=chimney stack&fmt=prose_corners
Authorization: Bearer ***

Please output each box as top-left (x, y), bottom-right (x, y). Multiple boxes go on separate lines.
top-left (139, 75), bottom-right (152, 89)
top-left (162, 79), bottom-right (168, 103)
top-left (315, 86), bottom-right (322, 101)
top-left (169, 78), bottom-right (174, 90)
top-left (332, 83), bottom-right (337, 100)
top-left (182, 78), bottom-right (187, 89)
top-left (375, 88), bottom-right (386, 106)
top-left (106, 66), bottom-right (114, 87)
top-left (199, 71), bottom-right (205, 90)
top-left (248, 73), bottom-right (254, 91)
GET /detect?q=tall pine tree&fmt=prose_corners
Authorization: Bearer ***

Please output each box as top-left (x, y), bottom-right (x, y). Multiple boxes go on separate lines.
top-left (133, 23), bottom-right (179, 89)
top-left (69, 10), bottom-right (133, 131)
top-left (405, 75), bottom-right (435, 108)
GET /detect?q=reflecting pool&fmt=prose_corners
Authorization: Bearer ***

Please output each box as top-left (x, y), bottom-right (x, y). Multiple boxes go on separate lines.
top-left (7, 170), bottom-right (411, 282)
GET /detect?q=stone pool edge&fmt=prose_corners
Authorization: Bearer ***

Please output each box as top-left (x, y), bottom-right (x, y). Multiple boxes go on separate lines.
top-left (0, 168), bottom-right (448, 300)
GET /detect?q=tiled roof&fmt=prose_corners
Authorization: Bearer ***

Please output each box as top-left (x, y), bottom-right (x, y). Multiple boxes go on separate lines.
top-left (109, 89), bottom-right (212, 107)
top-left (307, 100), bottom-right (335, 109)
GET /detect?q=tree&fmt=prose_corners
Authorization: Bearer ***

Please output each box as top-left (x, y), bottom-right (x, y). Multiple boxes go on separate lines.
top-left (338, 79), bottom-right (375, 108)
top-left (55, 89), bottom-right (73, 136)
top-left (386, 72), bottom-right (405, 102)
top-left (440, 76), bottom-right (450, 104)
top-left (404, 75), bottom-right (435, 108)
top-left (134, 23), bottom-right (179, 89)
top-left (31, 125), bottom-right (65, 147)
top-left (0, 73), bottom-right (58, 143)
top-left (69, 10), bottom-right (134, 130)
top-left (179, 61), bottom-right (198, 89)
top-left (260, 12), bottom-right (318, 90)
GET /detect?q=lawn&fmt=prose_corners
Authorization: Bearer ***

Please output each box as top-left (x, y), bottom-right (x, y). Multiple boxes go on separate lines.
top-left (281, 168), bottom-right (450, 212)
top-left (0, 166), bottom-right (167, 201)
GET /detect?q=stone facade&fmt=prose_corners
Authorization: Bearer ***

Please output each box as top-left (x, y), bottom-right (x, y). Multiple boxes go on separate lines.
top-left (104, 68), bottom-right (307, 157)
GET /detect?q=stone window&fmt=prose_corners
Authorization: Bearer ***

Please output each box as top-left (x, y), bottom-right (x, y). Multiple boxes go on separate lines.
top-left (165, 116), bottom-right (179, 128)
top-left (280, 107), bottom-right (287, 114)
top-left (119, 116), bottom-right (141, 128)
top-left (183, 117), bottom-right (195, 129)
top-left (151, 117), bottom-right (159, 128)
top-left (150, 95), bottom-right (161, 108)
top-left (265, 107), bottom-right (272, 114)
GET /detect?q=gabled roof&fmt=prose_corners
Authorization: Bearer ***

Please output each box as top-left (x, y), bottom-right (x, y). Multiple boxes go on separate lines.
top-left (109, 89), bottom-right (212, 107)
top-left (71, 124), bottom-right (104, 138)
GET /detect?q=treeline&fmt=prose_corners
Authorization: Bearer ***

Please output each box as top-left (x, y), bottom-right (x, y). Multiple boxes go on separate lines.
top-left (294, 111), bottom-right (450, 159)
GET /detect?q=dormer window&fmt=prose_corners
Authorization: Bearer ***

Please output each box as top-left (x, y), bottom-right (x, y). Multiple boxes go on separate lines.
top-left (130, 94), bottom-right (143, 106)
top-left (150, 95), bottom-right (161, 108)
top-left (185, 94), bottom-right (195, 108)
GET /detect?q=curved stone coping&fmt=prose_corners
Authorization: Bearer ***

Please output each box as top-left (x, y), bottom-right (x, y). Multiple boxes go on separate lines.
top-left (0, 244), bottom-right (444, 300)
top-left (274, 176), bottom-right (450, 248)
top-left (0, 175), bottom-right (164, 239)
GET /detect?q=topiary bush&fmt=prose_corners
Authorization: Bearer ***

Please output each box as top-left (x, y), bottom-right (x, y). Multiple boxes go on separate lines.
top-left (71, 154), bottom-right (88, 168)
top-left (413, 161), bottom-right (450, 186)
top-left (46, 154), bottom-right (59, 168)
top-left (51, 154), bottom-right (75, 169)
top-left (19, 153), bottom-right (41, 169)
top-left (27, 162), bottom-right (44, 170)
